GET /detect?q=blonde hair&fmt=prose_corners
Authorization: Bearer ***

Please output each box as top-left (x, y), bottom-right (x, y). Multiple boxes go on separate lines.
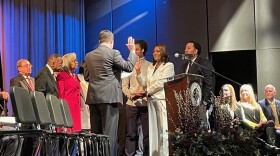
top-left (240, 84), bottom-right (259, 108)
top-left (62, 53), bottom-right (76, 70)
top-left (221, 84), bottom-right (238, 111)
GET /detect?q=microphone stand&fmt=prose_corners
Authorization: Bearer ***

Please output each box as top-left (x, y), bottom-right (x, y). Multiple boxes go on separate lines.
top-left (186, 58), bottom-right (242, 87)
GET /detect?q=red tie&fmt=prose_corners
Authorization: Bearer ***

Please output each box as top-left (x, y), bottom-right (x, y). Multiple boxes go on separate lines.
top-left (26, 77), bottom-right (34, 91)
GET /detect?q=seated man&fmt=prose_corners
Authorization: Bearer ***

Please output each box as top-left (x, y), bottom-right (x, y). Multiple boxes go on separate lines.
top-left (258, 84), bottom-right (280, 146)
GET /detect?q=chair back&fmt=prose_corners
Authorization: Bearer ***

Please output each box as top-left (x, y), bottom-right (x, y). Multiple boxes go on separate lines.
top-left (45, 94), bottom-right (64, 127)
top-left (10, 86), bottom-right (37, 124)
top-left (59, 99), bottom-right (74, 128)
top-left (30, 91), bottom-right (52, 125)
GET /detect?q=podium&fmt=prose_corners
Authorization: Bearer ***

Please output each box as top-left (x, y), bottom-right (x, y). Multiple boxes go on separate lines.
top-left (164, 73), bottom-right (203, 154)
top-left (164, 73), bottom-right (203, 132)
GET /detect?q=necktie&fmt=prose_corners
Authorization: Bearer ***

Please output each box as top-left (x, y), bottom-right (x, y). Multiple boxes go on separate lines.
top-left (185, 62), bottom-right (192, 73)
top-left (26, 77), bottom-right (35, 91)
top-left (270, 101), bottom-right (280, 127)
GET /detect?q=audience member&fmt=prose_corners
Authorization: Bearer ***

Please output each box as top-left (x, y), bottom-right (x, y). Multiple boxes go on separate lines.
top-left (238, 84), bottom-right (267, 129)
top-left (77, 60), bottom-right (90, 130)
top-left (35, 54), bottom-right (63, 97)
top-left (84, 30), bottom-right (137, 156)
top-left (181, 41), bottom-right (215, 127)
top-left (9, 59), bottom-right (35, 156)
top-left (219, 84), bottom-right (238, 119)
top-left (258, 84), bottom-right (280, 146)
top-left (57, 53), bottom-right (81, 132)
top-left (10, 59), bottom-right (35, 93)
top-left (135, 44), bottom-right (175, 156)
top-left (122, 40), bottom-right (152, 156)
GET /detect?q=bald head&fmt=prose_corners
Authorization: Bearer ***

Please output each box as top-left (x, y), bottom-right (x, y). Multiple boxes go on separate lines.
top-left (264, 84), bottom-right (276, 102)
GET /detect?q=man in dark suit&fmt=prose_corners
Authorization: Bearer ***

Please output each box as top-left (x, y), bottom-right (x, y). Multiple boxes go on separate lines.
top-left (84, 30), bottom-right (138, 156)
top-left (9, 59), bottom-right (35, 155)
top-left (10, 59), bottom-right (35, 93)
top-left (35, 54), bottom-right (63, 97)
top-left (181, 41), bottom-right (215, 127)
top-left (258, 84), bottom-right (280, 146)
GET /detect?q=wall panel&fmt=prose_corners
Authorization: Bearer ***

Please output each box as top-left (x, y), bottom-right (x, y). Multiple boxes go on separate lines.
top-left (112, 0), bottom-right (156, 60)
top-left (208, 0), bottom-right (255, 52)
top-left (255, 0), bottom-right (280, 49)
top-left (156, 0), bottom-right (208, 74)
top-left (257, 49), bottom-right (280, 100)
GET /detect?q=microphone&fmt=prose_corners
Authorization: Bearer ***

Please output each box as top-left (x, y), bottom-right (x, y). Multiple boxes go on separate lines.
top-left (174, 53), bottom-right (193, 60)
top-left (174, 53), bottom-right (185, 58)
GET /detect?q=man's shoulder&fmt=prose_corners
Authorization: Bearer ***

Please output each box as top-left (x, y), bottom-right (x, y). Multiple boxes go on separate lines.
top-left (10, 75), bottom-right (22, 81)
top-left (258, 99), bottom-right (267, 106)
top-left (36, 66), bottom-right (50, 78)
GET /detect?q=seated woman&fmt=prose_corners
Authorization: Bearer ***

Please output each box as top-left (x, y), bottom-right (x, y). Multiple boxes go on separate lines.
top-left (219, 84), bottom-right (238, 119)
top-left (237, 84), bottom-right (267, 130)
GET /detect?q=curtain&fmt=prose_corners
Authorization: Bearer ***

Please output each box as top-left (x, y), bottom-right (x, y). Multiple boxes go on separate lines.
top-left (0, 0), bottom-right (85, 115)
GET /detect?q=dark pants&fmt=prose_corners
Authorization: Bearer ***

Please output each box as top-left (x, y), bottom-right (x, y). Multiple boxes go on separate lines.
top-left (117, 103), bottom-right (126, 156)
top-left (126, 105), bottom-right (149, 156)
top-left (89, 103), bottom-right (119, 156)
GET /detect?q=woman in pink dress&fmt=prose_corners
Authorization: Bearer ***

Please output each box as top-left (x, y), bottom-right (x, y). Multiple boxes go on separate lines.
top-left (57, 53), bottom-right (81, 132)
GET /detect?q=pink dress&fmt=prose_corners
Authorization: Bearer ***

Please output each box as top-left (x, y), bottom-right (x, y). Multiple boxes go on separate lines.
top-left (57, 71), bottom-right (81, 132)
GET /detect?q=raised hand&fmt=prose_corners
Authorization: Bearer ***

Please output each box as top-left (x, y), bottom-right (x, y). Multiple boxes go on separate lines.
top-left (126, 36), bottom-right (135, 52)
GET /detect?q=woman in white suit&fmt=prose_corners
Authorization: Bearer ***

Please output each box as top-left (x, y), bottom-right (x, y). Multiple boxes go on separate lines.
top-left (135, 44), bottom-right (175, 156)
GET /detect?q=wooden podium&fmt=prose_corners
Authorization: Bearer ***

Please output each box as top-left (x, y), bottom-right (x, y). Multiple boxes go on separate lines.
top-left (164, 73), bottom-right (203, 154)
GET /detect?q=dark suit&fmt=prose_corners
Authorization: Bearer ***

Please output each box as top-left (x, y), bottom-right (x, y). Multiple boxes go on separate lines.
top-left (85, 44), bottom-right (138, 156)
top-left (10, 74), bottom-right (35, 93)
top-left (182, 57), bottom-right (215, 105)
top-left (259, 99), bottom-right (280, 123)
top-left (259, 98), bottom-right (280, 146)
top-left (35, 66), bottom-right (58, 97)
top-left (9, 74), bottom-right (35, 155)
top-left (182, 57), bottom-right (215, 126)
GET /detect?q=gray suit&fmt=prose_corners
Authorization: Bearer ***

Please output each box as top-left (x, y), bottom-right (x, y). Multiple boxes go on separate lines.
top-left (10, 74), bottom-right (35, 93)
top-left (85, 44), bottom-right (137, 155)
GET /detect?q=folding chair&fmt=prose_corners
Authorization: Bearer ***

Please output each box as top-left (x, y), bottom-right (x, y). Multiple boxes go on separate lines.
top-left (0, 86), bottom-right (42, 156)
top-left (30, 91), bottom-right (54, 155)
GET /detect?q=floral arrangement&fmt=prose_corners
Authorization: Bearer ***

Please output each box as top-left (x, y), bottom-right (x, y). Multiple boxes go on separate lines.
top-left (167, 89), bottom-right (260, 156)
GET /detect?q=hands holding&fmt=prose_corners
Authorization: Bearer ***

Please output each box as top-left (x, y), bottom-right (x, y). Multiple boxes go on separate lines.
top-left (126, 36), bottom-right (135, 53)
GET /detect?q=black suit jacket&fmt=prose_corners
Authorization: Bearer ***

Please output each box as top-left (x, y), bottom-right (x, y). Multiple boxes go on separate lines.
top-left (181, 57), bottom-right (215, 104)
top-left (10, 74), bottom-right (35, 93)
top-left (258, 98), bottom-right (280, 122)
top-left (35, 66), bottom-right (58, 97)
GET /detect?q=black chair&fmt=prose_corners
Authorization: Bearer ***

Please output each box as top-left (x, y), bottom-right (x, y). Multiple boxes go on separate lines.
top-left (0, 86), bottom-right (42, 156)
top-left (30, 91), bottom-right (55, 155)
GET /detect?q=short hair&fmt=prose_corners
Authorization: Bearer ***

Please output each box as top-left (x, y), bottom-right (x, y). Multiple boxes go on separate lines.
top-left (47, 54), bottom-right (62, 62)
top-left (135, 40), bottom-right (148, 55)
top-left (16, 59), bottom-right (29, 67)
top-left (187, 40), bottom-right (201, 55)
top-left (153, 44), bottom-right (169, 65)
top-left (79, 60), bottom-right (86, 74)
top-left (99, 30), bottom-right (114, 43)
top-left (62, 53), bottom-right (76, 70)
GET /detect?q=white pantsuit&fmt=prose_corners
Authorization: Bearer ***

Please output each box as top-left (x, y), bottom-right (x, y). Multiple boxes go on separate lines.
top-left (137, 62), bottom-right (174, 156)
